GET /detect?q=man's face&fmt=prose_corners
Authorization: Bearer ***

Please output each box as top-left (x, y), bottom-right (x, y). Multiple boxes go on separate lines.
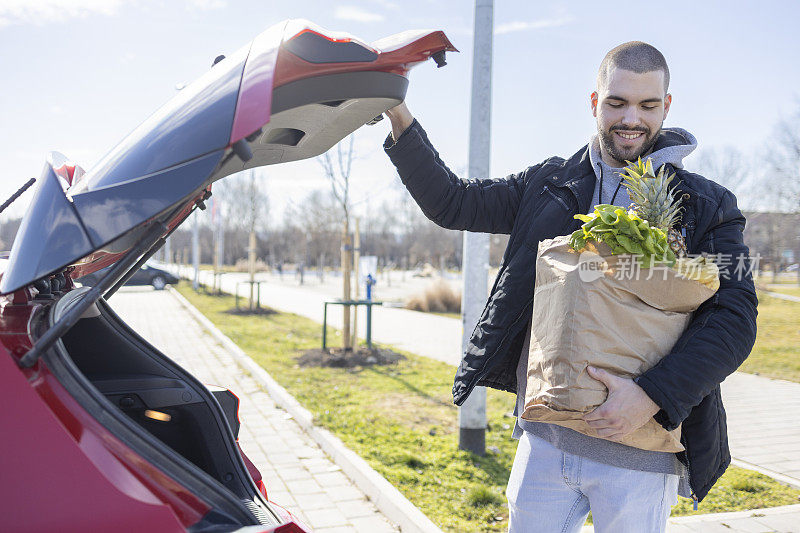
top-left (591, 67), bottom-right (672, 167)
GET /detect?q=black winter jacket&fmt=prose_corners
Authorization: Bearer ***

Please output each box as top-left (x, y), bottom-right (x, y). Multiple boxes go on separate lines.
top-left (384, 120), bottom-right (758, 503)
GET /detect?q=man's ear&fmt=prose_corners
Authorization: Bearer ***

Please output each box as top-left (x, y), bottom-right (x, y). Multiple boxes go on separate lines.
top-left (663, 93), bottom-right (672, 120)
top-left (591, 91), bottom-right (599, 117)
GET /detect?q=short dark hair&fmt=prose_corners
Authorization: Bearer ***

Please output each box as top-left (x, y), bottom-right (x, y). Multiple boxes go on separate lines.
top-left (597, 41), bottom-right (670, 93)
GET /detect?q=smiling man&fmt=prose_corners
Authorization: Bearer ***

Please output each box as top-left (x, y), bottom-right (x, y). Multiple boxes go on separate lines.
top-left (383, 41), bottom-right (757, 533)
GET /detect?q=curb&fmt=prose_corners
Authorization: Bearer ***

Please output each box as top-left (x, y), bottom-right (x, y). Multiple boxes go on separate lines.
top-left (756, 287), bottom-right (800, 303)
top-left (168, 287), bottom-right (443, 533)
top-left (730, 458), bottom-right (800, 489)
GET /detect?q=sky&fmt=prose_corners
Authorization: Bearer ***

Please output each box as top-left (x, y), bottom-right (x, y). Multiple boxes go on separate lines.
top-left (1, 0), bottom-right (799, 227)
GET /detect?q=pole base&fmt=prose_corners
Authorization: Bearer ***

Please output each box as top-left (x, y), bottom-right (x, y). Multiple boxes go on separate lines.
top-left (459, 428), bottom-right (485, 456)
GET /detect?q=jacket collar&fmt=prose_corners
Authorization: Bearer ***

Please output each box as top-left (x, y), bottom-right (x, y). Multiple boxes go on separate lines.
top-left (545, 144), bottom-right (595, 214)
top-left (547, 130), bottom-right (699, 215)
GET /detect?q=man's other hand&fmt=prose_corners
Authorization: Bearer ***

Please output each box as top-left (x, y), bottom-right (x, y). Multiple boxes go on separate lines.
top-left (582, 366), bottom-right (660, 441)
top-left (385, 102), bottom-right (414, 142)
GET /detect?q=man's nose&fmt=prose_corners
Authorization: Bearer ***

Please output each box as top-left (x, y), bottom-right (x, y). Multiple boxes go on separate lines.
top-left (621, 105), bottom-right (641, 127)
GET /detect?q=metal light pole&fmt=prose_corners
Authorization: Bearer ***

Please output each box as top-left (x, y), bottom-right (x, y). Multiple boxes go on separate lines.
top-left (216, 199), bottom-right (225, 289)
top-left (164, 235), bottom-right (171, 264)
top-left (459, 0), bottom-right (493, 455)
top-left (192, 212), bottom-right (200, 290)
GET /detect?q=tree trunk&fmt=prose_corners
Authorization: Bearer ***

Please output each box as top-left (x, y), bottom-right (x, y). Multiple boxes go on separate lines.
top-left (352, 218), bottom-right (360, 351)
top-left (248, 230), bottom-right (256, 310)
top-left (341, 221), bottom-right (351, 350)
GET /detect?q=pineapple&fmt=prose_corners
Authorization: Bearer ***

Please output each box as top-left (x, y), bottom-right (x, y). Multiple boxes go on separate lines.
top-left (621, 157), bottom-right (687, 258)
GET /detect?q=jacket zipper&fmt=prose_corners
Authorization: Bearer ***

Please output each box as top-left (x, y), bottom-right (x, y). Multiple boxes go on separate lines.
top-left (682, 436), bottom-right (700, 510)
top-left (541, 184), bottom-right (570, 211)
top-left (672, 212), bottom-right (701, 508)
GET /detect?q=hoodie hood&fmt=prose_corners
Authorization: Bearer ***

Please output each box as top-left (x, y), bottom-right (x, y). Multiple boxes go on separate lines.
top-left (589, 127), bottom-right (698, 176)
top-left (587, 127), bottom-right (698, 211)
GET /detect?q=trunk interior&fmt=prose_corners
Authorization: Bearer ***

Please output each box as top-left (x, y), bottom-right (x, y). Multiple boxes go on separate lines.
top-left (52, 292), bottom-right (275, 527)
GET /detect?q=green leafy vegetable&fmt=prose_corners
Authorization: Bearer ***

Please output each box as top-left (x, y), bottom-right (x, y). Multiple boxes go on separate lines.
top-left (569, 204), bottom-right (676, 267)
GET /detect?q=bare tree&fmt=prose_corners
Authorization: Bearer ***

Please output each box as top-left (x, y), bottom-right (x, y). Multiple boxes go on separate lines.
top-left (767, 106), bottom-right (800, 281)
top-left (319, 134), bottom-right (354, 228)
top-left (692, 146), bottom-right (751, 200)
top-left (217, 169), bottom-right (269, 308)
top-left (283, 190), bottom-right (341, 278)
top-left (765, 106), bottom-right (800, 213)
top-left (318, 135), bottom-right (356, 350)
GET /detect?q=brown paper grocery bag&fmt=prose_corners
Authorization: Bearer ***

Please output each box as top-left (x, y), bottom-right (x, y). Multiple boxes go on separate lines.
top-left (520, 235), bottom-right (717, 453)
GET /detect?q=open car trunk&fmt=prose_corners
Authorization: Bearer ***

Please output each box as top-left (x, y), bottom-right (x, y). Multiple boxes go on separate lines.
top-left (45, 288), bottom-right (277, 529)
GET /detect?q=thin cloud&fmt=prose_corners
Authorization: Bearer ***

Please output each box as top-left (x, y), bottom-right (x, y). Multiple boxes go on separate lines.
top-left (184, 0), bottom-right (226, 10)
top-left (0, 0), bottom-right (223, 27)
top-left (495, 16), bottom-right (573, 35)
top-left (0, 0), bottom-right (123, 27)
top-left (370, 0), bottom-right (399, 10)
top-left (334, 6), bottom-right (385, 23)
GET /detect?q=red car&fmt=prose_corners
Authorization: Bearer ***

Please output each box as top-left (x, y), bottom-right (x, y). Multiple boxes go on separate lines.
top-left (0, 19), bottom-right (454, 532)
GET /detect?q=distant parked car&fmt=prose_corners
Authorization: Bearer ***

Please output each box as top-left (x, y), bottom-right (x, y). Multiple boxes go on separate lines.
top-left (78, 262), bottom-right (179, 290)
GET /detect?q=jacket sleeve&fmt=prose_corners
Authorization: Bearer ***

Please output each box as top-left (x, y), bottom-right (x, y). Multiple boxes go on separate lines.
top-left (384, 119), bottom-right (532, 234)
top-left (634, 190), bottom-right (759, 431)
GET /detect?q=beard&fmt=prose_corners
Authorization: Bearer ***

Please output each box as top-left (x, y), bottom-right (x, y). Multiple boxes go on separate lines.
top-left (598, 124), bottom-right (661, 165)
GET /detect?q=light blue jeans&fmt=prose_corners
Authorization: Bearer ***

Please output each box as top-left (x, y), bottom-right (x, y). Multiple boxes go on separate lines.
top-left (507, 432), bottom-right (679, 533)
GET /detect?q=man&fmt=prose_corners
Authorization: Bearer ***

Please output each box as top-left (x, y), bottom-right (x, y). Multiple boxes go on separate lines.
top-left (382, 42), bottom-right (757, 533)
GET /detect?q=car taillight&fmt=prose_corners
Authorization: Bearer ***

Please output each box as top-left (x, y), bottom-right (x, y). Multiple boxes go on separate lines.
top-left (255, 478), bottom-right (268, 500)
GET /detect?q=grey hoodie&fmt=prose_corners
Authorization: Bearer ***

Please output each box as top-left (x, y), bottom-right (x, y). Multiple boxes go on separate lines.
top-left (588, 127), bottom-right (698, 212)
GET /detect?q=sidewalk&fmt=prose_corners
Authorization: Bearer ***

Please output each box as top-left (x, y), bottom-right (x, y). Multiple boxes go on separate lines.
top-left (110, 287), bottom-right (401, 533)
top-left (172, 267), bottom-right (462, 365)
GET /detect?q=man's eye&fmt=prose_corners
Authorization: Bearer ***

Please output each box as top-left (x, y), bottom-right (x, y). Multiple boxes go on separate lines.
top-left (642, 105), bottom-right (658, 110)
top-left (607, 102), bottom-right (623, 108)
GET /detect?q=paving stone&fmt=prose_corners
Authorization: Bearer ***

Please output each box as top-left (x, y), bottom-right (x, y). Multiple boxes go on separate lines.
top-left (313, 471), bottom-right (351, 487)
top-left (292, 491), bottom-right (337, 511)
top-left (268, 491), bottom-right (296, 508)
top-left (664, 525), bottom-right (698, 533)
top-left (754, 514), bottom-right (800, 532)
top-left (337, 499), bottom-right (378, 519)
top-left (278, 467), bottom-right (313, 482)
top-left (324, 485), bottom-right (366, 502)
top-left (301, 458), bottom-right (336, 473)
top-left (715, 517), bottom-right (778, 532)
top-left (679, 522), bottom-right (739, 533)
top-left (287, 478), bottom-right (323, 494)
top-left (347, 515), bottom-right (398, 533)
top-left (268, 452), bottom-right (301, 465)
top-left (304, 508), bottom-right (349, 529)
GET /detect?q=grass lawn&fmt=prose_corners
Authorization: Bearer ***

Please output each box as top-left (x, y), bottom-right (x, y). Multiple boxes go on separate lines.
top-left (430, 311), bottom-right (461, 320)
top-left (177, 286), bottom-right (800, 532)
top-left (740, 292), bottom-right (800, 383)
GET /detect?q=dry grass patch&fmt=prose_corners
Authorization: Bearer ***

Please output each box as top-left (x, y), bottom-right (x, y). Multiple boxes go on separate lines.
top-left (406, 279), bottom-right (461, 313)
